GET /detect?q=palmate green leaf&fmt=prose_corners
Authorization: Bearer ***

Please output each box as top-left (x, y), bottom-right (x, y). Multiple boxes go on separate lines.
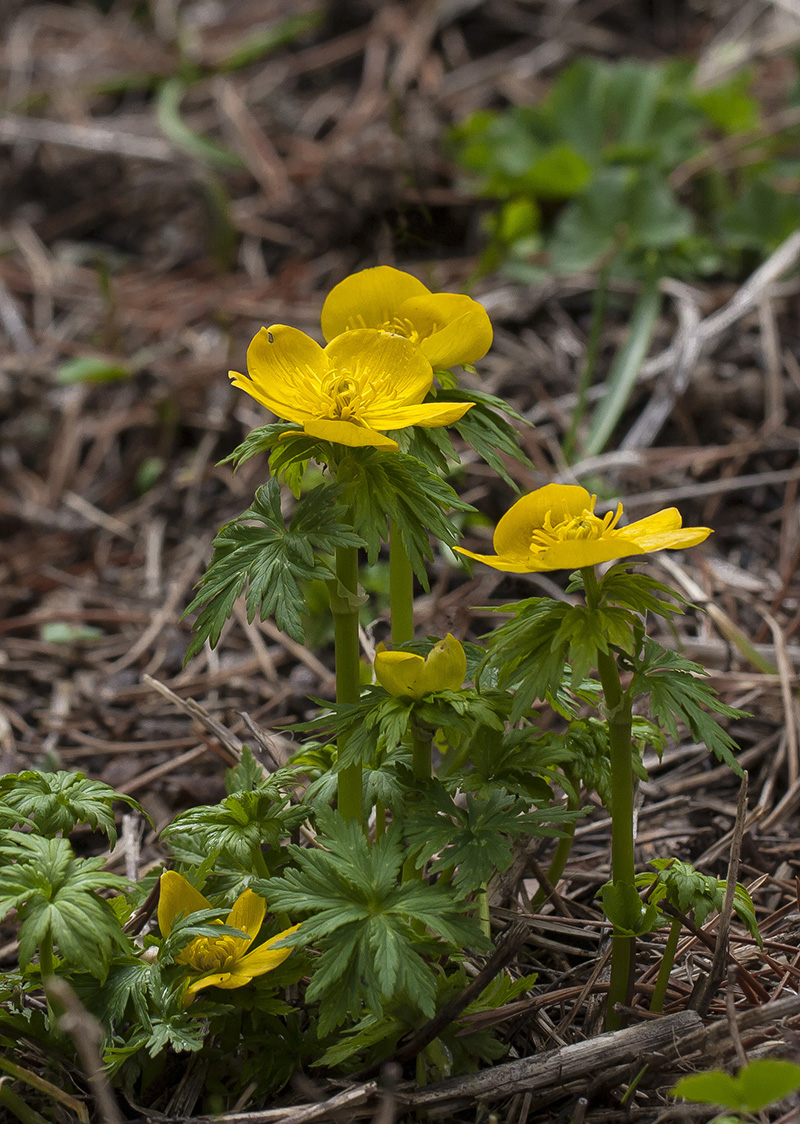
top-left (636, 859), bottom-right (762, 944)
top-left (162, 786), bottom-right (308, 871)
top-left (336, 450), bottom-right (473, 588)
top-left (404, 785), bottom-right (575, 893)
top-left (438, 388), bottom-right (534, 491)
top-left (631, 639), bottom-right (746, 774)
top-left (259, 811), bottom-right (488, 1034)
top-left (183, 478), bottom-right (363, 656)
top-left (577, 563), bottom-right (687, 619)
top-left (0, 770), bottom-right (144, 846)
top-left (0, 836), bottom-right (130, 976)
top-left (486, 598), bottom-right (573, 721)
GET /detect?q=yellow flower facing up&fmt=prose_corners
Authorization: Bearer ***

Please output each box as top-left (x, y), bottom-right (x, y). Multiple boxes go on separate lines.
top-left (230, 326), bottom-right (472, 452)
top-left (455, 483), bottom-right (712, 573)
top-left (158, 871), bottom-right (299, 1006)
top-left (374, 633), bottom-right (467, 699)
top-left (320, 266), bottom-right (493, 370)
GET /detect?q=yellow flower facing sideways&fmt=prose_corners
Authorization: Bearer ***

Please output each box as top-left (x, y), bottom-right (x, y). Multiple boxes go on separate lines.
top-left (230, 326), bottom-right (472, 451)
top-left (320, 265), bottom-right (493, 370)
top-left (456, 483), bottom-right (712, 573)
top-left (158, 871), bottom-right (300, 1006)
top-left (374, 633), bottom-right (467, 699)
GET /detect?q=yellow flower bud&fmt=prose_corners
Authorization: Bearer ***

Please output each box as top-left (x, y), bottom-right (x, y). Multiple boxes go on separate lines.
top-left (374, 634), bottom-right (467, 699)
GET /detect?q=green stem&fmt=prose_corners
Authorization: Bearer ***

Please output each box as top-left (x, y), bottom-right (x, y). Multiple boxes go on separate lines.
top-left (411, 723), bottom-right (432, 784)
top-left (38, 932), bottom-right (55, 985)
top-left (389, 519), bottom-right (414, 646)
top-left (582, 567), bottom-right (636, 1030)
top-left (478, 885), bottom-right (491, 939)
top-left (563, 262), bottom-right (610, 462)
top-left (333, 543), bottom-right (362, 823)
top-left (649, 916), bottom-right (682, 1013)
top-left (531, 791), bottom-right (579, 912)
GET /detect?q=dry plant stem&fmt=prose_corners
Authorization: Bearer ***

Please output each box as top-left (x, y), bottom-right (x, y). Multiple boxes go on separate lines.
top-left (333, 543), bottom-right (362, 822)
top-left (582, 566), bottom-right (636, 1031)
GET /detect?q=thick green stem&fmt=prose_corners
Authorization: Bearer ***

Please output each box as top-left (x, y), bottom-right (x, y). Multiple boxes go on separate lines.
top-left (333, 543), bottom-right (362, 822)
top-left (389, 520), bottom-right (414, 646)
top-left (582, 567), bottom-right (636, 1030)
top-left (38, 932), bottom-right (55, 985)
top-left (650, 916), bottom-right (682, 1013)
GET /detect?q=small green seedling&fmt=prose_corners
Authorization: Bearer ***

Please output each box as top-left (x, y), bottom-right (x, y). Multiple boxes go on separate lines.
top-left (673, 1058), bottom-right (800, 1121)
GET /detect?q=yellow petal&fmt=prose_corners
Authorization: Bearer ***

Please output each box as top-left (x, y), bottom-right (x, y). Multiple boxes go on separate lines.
top-left (618, 507), bottom-right (711, 550)
top-left (182, 972), bottom-right (235, 1005)
top-left (493, 485), bottom-right (592, 557)
top-left (375, 650), bottom-right (424, 697)
top-left (158, 871), bottom-right (212, 938)
top-left (454, 545), bottom-right (536, 573)
top-left (232, 325), bottom-right (327, 422)
top-left (324, 329), bottom-right (433, 408)
top-left (235, 923), bottom-right (302, 976)
top-left (365, 400), bottom-right (473, 430)
top-left (302, 418), bottom-right (399, 450)
top-left (416, 634), bottom-right (467, 694)
top-left (225, 889), bottom-right (266, 954)
top-left (530, 538), bottom-right (647, 571)
top-left (397, 294), bottom-right (493, 367)
top-left (321, 266), bottom-right (430, 340)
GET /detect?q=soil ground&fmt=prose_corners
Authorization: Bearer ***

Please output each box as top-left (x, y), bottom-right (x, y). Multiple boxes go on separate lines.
top-left (2, 1), bottom-right (800, 1121)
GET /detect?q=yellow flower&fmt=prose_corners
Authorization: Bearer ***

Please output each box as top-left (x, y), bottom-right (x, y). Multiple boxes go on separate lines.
top-left (158, 871), bottom-right (300, 1006)
top-left (229, 326), bottom-right (472, 452)
top-left (320, 266), bottom-right (493, 370)
top-left (374, 633), bottom-right (467, 699)
top-left (455, 483), bottom-right (712, 573)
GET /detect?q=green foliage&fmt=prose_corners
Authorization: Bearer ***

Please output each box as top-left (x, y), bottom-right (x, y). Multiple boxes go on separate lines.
top-left (451, 56), bottom-right (799, 281)
top-left (601, 880), bottom-right (660, 936)
top-left (0, 835), bottom-right (130, 975)
top-left (630, 639), bottom-right (746, 774)
top-left (673, 1058), bottom-right (800, 1115)
top-left (183, 478), bottom-right (363, 655)
top-left (161, 777), bottom-right (309, 879)
top-left (336, 450), bottom-right (474, 587)
top-left (636, 858), bottom-right (761, 943)
top-left (404, 784), bottom-right (576, 893)
top-left (0, 770), bottom-right (144, 847)
top-left (260, 810), bottom-right (490, 1035)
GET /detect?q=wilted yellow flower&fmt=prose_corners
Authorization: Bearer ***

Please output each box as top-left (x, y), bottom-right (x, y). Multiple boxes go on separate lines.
top-left (456, 483), bottom-right (712, 573)
top-left (229, 326), bottom-right (471, 452)
top-left (320, 266), bottom-right (493, 370)
top-left (158, 871), bottom-right (299, 1006)
top-left (374, 633), bottom-right (467, 699)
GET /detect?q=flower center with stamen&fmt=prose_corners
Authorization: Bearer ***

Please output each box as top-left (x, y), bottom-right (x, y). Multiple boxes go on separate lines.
top-left (186, 934), bottom-right (238, 973)
top-left (529, 502), bottom-right (624, 557)
top-left (320, 364), bottom-right (388, 424)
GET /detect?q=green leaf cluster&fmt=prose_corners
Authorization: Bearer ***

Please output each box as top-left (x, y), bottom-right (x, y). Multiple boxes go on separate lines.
top-left (0, 835), bottom-right (130, 975)
top-left (450, 56), bottom-right (800, 281)
top-left (183, 477), bottom-right (363, 654)
top-left (404, 784), bottom-right (576, 894)
top-left (630, 639), bottom-right (746, 774)
top-left (636, 858), bottom-right (761, 943)
top-left (0, 770), bottom-right (144, 847)
top-left (259, 810), bottom-right (490, 1035)
top-left (336, 450), bottom-right (474, 586)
